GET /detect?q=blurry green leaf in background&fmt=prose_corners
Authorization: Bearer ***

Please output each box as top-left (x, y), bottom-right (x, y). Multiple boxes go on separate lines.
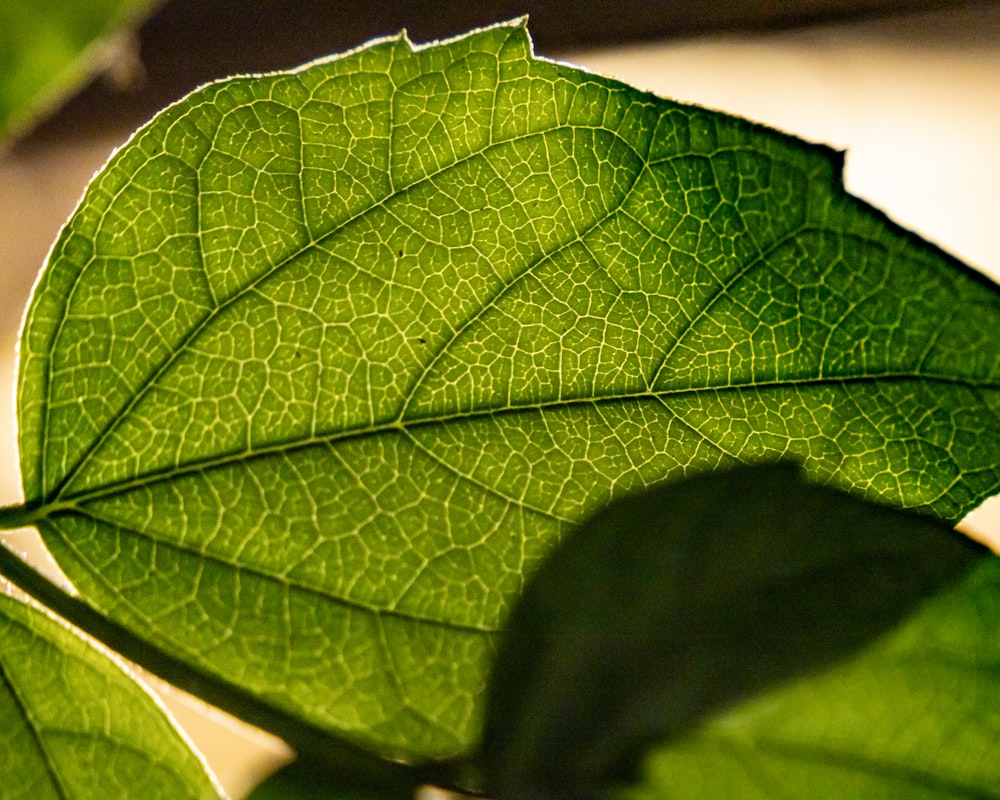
top-left (482, 464), bottom-right (995, 798)
top-left (0, 0), bottom-right (160, 144)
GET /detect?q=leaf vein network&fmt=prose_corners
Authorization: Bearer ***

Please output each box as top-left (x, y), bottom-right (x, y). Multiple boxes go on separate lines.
top-left (51, 372), bottom-right (996, 515)
top-left (0, 617), bottom-right (73, 800)
top-left (400, 429), bottom-right (572, 523)
top-left (396, 147), bottom-right (650, 419)
top-left (46, 121), bottom-right (643, 502)
top-left (48, 507), bottom-right (500, 635)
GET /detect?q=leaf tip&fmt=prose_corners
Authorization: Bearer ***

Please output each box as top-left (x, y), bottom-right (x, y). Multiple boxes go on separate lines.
top-left (484, 15), bottom-right (534, 50)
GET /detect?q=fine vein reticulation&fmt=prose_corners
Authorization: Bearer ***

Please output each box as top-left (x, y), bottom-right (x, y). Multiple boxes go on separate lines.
top-left (0, 591), bottom-right (223, 798)
top-left (14, 20), bottom-right (1000, 757)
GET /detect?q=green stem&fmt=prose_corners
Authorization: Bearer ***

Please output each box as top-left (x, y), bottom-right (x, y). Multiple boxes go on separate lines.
top-left (0, 501), bottom-right (44, 531)
top-left (0, 539), bottom-right (472, 797)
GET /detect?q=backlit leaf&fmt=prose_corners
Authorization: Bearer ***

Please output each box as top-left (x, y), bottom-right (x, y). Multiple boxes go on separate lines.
top-left (15, 19), bottom-right (1000, 759)
top-left (0, 589), bottom-right (222, 799)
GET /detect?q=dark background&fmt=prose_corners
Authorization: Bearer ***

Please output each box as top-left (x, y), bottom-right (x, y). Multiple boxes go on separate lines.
top-left (25, 0), bottom-right (990, 143)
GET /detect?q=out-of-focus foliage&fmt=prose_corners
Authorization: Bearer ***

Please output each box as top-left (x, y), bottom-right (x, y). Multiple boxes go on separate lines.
top-left (0, 0), bottom-right (160, 144)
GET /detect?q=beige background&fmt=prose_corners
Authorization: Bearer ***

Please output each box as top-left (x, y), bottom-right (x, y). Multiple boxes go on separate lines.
top-left (2, 3), bottom-right (999, 795)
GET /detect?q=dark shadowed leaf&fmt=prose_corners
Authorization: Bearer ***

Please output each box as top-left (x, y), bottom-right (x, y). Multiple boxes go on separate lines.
top-left (480, 464), bottom-right (989, 799)
top-left (619, 556), bottom-right (1000, 799)
top-left (246, 758), bottom-right (409, 800)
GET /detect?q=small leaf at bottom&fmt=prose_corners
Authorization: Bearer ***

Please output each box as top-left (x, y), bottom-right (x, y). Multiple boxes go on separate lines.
top-left (0, 589), bottom-right (223, 799)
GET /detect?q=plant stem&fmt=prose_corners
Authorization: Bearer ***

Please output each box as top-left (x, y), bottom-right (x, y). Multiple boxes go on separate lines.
top-left (0, 540), bottom-right (468, 797)
top-left (0, 501), bottom-right (43, 531)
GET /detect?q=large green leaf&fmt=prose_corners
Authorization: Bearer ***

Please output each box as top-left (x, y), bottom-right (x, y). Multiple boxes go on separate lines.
top-left (0, 589), bottom-right (222, 799)
top-left (619, 555), bottom-right (1000, 799)
top-left (479, 464), bottom-right (990, 798)
top-left (0, 0), bottom-right (159, 143)
top-left (15, 19), bottom-right (1000, 759)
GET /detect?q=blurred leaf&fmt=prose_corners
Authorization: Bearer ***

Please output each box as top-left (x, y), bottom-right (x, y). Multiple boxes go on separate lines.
top-left (14, 19), bottom-right (1000, 761)
top-left (0, 588), bottom-right (222, 799)
top-left (480, 465), bottom-right (989, 798)
top-left (0, 0), bottom-right (159, 143)
top-left (246, 758), bottom-right (409, 800)
top-left (619, 555), bottom-right (1000, 799)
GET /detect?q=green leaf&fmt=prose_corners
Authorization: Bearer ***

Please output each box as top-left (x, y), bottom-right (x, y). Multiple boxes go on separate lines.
top-left (0, 0), bottom-right (159, 143)
top-left (479, 464), bottom-right (989, 799)
top-left (619, 555), bottom-right (1000, 799)
top-left (13, 19), bottom-right (1000, 759)
top-left (245, 758), bottom-right (408, 800)
top-left (0, 589), bottom-right (222, 799)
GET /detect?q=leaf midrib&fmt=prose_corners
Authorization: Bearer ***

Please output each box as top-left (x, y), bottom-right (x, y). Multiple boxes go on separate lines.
top-left (36, 369), bottom-right (992, 636)
top-left (51, 370), bottom-right (999, 513)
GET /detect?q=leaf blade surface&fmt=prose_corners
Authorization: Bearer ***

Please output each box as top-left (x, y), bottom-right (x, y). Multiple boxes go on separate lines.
top-left (0, 589), bottom-right (222, 799)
